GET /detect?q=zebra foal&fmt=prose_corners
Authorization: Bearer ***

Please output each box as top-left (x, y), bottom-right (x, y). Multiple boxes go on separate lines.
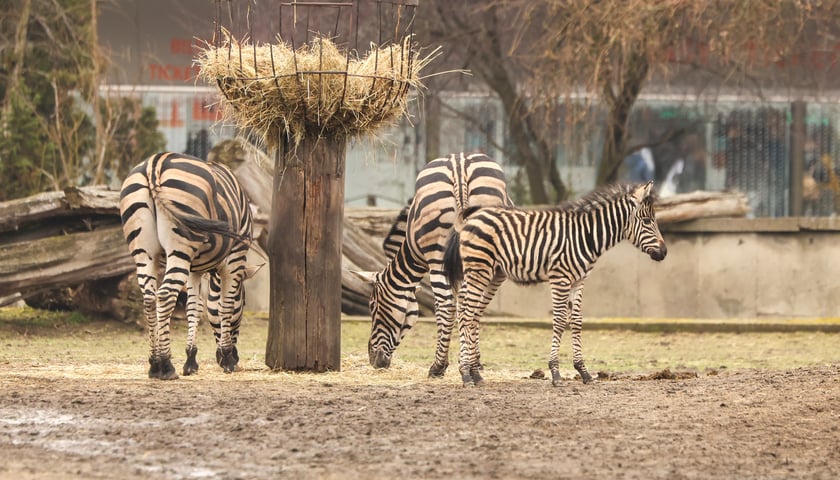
top-left (119, 152), bottom-right (258, 379)
top-left (444, 181), bottom-right (667, 387)
top-left (358, 152), bottom-right (512, 376)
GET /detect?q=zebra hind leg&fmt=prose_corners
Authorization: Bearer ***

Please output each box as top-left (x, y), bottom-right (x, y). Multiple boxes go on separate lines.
top-left (457, 296), bottom-right (485, 387)
top-left (182, 273), bottom-right (203, 376)
top-left (206, 272), bottom-right (238, 373)
top-left (569, 287), bottom-right (592, 384)
top-left (428, 279), bottom-right (453, 378)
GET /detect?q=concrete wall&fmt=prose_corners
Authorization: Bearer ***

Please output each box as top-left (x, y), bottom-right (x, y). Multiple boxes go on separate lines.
top-left (486, 218), bottom-right (840, 319)
top-left (245, 217), bottom-right (840, 319)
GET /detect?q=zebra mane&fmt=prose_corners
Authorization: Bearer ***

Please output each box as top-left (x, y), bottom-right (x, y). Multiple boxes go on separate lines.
top-left (558, 183), bottom-right (655, 213)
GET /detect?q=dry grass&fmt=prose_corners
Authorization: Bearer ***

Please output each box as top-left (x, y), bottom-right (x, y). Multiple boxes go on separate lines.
top-left (1, 307), bottom-right (838, 386)
top-left (196, 30), bottom-right (434, 150)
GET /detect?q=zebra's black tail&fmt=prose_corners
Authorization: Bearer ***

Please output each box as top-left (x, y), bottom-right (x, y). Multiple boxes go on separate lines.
top-left (158, 199), bottom-right (250, 245)
top-left (175, 212), bottom-right (250, 244)
top-left (444, 205), bottom-right (485, 291)
top-left (443, 230), bottom-right (463, 292)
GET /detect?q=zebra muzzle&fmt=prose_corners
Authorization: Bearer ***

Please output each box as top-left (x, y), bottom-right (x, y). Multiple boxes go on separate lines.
top-left (648, 243), bottom-right (667, 262)
top-left (370, 349), bottom-right (392, 369)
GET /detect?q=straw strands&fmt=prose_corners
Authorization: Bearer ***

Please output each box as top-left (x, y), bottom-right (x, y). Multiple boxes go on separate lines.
top-left (196, 30), bottom-right (433, 149)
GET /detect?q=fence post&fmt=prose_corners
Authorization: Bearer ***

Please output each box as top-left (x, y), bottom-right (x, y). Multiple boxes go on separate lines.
top-left (789, 101), bottom-right (806, 216)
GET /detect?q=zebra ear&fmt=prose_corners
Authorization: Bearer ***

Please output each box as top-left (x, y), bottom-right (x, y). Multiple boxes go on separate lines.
top-left (632, 181), bottom-right (654, 204)
top-left (350, 270), bottom-right (378, 284)
top-left (245, 263), bottom-right (264, 279)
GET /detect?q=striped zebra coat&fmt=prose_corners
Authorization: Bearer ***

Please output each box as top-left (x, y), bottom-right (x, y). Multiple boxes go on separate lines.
top-left (119, 152), bottom-right (258, 380)
top-left (444, 182), bottom-right (667, 387)
top-left (363, 152), bottom-right (512, 376)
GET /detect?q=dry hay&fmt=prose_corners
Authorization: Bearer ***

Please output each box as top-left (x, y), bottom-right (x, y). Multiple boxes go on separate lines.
top-left (196, 30), bottom-right (433, 150)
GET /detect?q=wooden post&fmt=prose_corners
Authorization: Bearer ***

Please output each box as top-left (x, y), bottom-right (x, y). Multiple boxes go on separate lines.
top-left (266, 134), bottom-right (345, 372)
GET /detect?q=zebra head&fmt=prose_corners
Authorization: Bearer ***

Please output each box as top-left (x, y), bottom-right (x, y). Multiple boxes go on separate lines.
top-left (625, 181), bottom-right (667, 262)
top-left (353, 269), bottom-right (410, 369)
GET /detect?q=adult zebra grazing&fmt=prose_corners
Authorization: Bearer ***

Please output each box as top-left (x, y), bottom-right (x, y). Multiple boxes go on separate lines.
top-left (119, 152), bottom-right (258, 380)
top-left (362, 152), bottom-right (513, 376)
top-left (444, 181), bottom-right (667, 387)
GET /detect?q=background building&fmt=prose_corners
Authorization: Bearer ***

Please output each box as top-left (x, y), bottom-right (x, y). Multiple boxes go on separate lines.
top-left (98, 0), bottom-right (840, 215)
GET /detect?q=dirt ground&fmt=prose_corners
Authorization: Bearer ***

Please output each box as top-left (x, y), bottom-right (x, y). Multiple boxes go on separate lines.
top-left (1, 311), bottom-right (838, 479)
top-left (2, 361), bottom-right (839, 480)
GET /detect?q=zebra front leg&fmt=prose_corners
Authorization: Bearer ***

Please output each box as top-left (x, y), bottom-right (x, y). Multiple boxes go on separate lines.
top-left (548, 280), bottom-right (572, 387)
top-left (568, 286), bottom-right (592, 384)
top-left (182, 272), bottom-right (203, 376)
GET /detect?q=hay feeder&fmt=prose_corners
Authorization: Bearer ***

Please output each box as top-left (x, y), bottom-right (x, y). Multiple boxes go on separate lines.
top-left (198, 0), bottom-right (423, 373)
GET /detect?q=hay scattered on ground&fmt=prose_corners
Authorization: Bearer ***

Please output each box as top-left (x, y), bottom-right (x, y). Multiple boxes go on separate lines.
top-left (196, 30), bottom-right (434, 150)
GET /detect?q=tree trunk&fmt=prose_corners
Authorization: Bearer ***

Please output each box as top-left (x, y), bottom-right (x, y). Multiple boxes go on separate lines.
top-left (265, 135), bottom-right (345, 372)
top-left (596, 106), bottom-right (629, 185)
top-left (1, 0), bottom-right (31, 127)
top-left (596, 50), bottom-right (649, 186)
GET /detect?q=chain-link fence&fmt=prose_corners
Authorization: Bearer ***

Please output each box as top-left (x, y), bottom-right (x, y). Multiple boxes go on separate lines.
top-left (431, 94), bottom-right (840, 217)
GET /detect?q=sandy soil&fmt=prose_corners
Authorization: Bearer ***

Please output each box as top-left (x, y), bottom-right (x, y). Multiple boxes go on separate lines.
top-left (1, 362), bottom-right (838, 480)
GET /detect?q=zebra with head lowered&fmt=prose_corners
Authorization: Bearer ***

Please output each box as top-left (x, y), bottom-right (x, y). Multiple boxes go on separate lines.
top-left (444, 181), bottom-right (667, 387)
top-left (360, 152), bottom-right (513, 376)
top-left (119, 152), bottom-right (259, 380)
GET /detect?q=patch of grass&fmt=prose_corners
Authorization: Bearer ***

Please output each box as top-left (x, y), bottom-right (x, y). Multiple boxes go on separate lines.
top-left (357, 320), bottom-right (840, 375)
top-left (0, 306), bottom-right (91, 331)
top-left (1, 309), bottom-right (838, 378)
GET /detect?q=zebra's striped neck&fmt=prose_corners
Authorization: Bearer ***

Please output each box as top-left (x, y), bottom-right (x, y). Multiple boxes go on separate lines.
top-left (381, 241), bottom-right (426, 290)
top-left (565, 196), bottom-right (633, 259)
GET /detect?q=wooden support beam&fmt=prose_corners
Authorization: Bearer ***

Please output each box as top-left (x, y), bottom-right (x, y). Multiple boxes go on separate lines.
top-left (265, 135), bottom-right (345, 372)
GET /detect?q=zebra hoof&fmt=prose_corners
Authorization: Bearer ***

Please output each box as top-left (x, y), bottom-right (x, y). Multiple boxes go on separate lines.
top-left (471, 369), bottom-right (485, 387)
top-left (428, 362), bottom-right (448, 378)
top-left (217, 346), bottom-right (239, 373)
top-left (460, 368), bottom-right (484, 387)
top-left (183, 346), bottom-right (199, 376)
top-left (460, 369), bottom-right (474, 387)
top-left (551, 369), bottom-right (563, 387)
top-left (574, 361), bottom-right (593, 384)
top-left (151, 356), bottom-right (179, 380)
top-left (148, 356), bottom-right (160, 379)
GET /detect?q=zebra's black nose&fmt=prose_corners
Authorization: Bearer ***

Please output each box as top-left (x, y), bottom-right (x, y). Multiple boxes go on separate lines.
top-left (371, 349), bottom-right (392, 369)
top-left (649, 243), bottom-right (667, 262)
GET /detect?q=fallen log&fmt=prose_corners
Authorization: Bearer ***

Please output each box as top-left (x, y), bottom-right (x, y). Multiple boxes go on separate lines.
top-left (0, 186), bottom-right (121, 234)
top-left (0, 225), bottom-right (135, 299)
top-left (655, 190), bottom-right (751, 224)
